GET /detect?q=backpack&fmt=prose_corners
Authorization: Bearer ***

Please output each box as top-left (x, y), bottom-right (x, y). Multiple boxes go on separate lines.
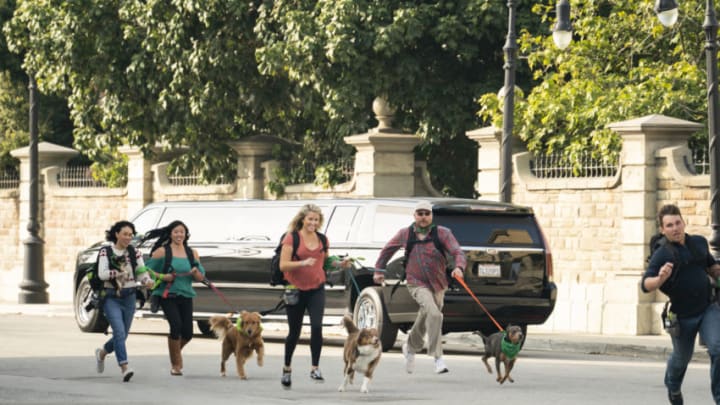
top-left (403, 224), bottom-right (447, 267)
top-left (270, 231), bottom-right (328, 286)
top-left (87, 244), bottom-right (139, 294)
top-left (159, 243), bottom-right (198, 275)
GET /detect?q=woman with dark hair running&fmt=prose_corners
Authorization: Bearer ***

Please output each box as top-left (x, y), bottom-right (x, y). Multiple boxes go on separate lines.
top-left (94, 220), bottom-right (154, 382)
top-left (143, 220), bottom-right (206, 376)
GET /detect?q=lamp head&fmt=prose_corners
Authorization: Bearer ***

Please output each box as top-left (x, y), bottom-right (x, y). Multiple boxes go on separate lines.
top-left (552, 0), bottom-right (572, 50)
top-left (655, 0), bottom-right (679, 27)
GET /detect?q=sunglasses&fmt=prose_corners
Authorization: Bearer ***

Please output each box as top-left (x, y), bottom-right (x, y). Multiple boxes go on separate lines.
top-left (415, 210), bottom-right (432, 216)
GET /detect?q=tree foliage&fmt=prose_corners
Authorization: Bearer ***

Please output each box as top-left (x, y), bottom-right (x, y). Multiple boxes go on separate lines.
top-left (4, 0), bottom-right (549, 196)
top-left (479, 0), bottom-right (707, 166)
top-left (0, 0), bottom-right (74, 174)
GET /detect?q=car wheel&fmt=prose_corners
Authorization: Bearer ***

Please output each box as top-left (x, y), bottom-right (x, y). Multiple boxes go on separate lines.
top-left (73, 278), bottom-right (108, 333)
top-left (353, 287), bottom-right (398, 352)
top-left (197, 320), bottom-right (214, 337)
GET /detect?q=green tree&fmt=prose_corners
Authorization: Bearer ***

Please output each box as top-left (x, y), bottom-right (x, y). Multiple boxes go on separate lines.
top-left (479, 0), bottom-right (707, 168)
top-left (6, 0), bottom-right (548, 196)
top-left (0, 0), bottom-right (73, 175)
top-left (4, 0), bottom-right (315, 183)
top-left (255, 0), bottom-right (547, 196)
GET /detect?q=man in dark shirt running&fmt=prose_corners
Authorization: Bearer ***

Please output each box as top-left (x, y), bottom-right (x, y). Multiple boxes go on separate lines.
top-left (643, 204), bottom-right (720, 404)
top-left (373, 201), bottom-right (466, 374)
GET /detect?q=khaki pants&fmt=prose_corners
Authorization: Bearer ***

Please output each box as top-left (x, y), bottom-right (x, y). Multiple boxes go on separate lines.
top-left (406, 285), bottom-right (445, 359)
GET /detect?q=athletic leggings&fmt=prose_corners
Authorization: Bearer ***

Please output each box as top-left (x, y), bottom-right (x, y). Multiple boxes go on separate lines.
top-left (160, 295), bottom-right (194, 341)
top-left (284, 285), bottom-right (325, 368)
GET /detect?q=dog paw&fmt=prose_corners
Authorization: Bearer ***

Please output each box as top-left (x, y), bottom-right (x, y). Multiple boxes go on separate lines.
top-left (338, 385), bottom-right (346, 392)
top-left (240, 375), bottom-right (247, 380)
top-left (221, 372), bottom-right (226, 377)
top-left (257, 359), bottom-right (264, 367)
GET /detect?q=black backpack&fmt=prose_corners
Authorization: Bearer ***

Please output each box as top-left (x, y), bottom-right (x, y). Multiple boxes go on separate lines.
top-left (87, 244), bottom-right (139, 294)
top-left (159, 243), bottom-right (198, 274)
top-left (269, 231), bottom-right (328, 286)
top-left (404, 224), bottom-right (447, 266)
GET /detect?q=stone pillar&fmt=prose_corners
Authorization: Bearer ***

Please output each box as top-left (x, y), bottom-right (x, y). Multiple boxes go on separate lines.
top-left (118, 146), bottom-right (152, 218)
top-left (605, 114), bottom-right (701, 334)
top-left (343, 97), bottom-right (420, 197)
top-left (466, 125), bottom-right (527, 201)
top-left (228, 136), bottom-right (286, 199)
top-left (11, 142), bottom-right (79, 241)
top-left (118, 144), bottom-right (187, 217)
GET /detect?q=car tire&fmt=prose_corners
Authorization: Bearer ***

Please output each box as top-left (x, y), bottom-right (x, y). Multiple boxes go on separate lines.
top-left (74, 278), bottom-right (108, 333)
top-left (197, 320), bottom-right (214, 337)
top-left (353, 287), bottom-right (398, 352)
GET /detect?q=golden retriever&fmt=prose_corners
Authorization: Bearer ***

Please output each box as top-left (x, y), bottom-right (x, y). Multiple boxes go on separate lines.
top-left (209, 311), bottom-right (265, 380)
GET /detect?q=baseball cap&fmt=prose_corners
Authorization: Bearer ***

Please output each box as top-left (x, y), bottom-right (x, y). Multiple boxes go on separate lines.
top-left (414, 201), bottom-right (432, 212)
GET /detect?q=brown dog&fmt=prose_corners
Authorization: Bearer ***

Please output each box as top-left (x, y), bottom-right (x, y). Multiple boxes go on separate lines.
top-left (479, 324), bottom-right (524, 384)
top-left (209, 311), bottom-right (265, 380)
top-left (338, 315), bottom-right (382, 393)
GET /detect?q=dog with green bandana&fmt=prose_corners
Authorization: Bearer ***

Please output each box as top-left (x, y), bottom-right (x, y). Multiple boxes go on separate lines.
top-left (479, 324), bottom-right (524, 384)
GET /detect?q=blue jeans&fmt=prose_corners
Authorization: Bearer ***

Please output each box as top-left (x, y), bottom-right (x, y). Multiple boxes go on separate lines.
top-left (102, 288), bottom-right (136, 366)
top-left (665, 302), bottom-right (720, 403)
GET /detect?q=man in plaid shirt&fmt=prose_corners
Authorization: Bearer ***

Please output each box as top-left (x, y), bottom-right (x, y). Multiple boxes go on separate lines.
top-left (373, 201), bottom-right (466, 374)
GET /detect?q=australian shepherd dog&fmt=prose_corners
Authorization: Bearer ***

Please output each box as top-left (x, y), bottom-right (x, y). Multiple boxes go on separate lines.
top-left (338, 315), bottom-right (382, 393)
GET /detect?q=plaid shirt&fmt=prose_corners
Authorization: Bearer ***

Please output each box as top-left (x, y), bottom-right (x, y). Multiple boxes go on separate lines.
top-left (375, 224), bottom-right (466, 292)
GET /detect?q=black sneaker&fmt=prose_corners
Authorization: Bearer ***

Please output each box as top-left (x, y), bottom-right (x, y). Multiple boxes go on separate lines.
top-left (668, 390), bottom-right (683, 405)
top-left (281, 368), bottom-right (291, 389)
top-left (310, 368), bottom-right (324, 382)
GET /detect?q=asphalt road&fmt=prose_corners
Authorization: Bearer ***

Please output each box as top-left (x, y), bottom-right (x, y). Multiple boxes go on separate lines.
top-left (0, 314), bottom-right (715, 404)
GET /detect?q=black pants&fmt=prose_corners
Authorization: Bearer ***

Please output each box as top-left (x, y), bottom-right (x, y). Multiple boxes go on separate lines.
top-left (160, 295), bottom-right (194, 341)
top-left (284, 285), bottom-right (325, 368)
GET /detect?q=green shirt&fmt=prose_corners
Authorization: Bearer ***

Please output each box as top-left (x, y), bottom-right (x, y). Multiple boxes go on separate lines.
top-left (146, 256), bottom-right (206, 299)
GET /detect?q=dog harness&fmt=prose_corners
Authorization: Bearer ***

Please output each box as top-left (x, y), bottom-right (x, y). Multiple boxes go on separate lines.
top-left (501, 332), bottom-right (521, 359)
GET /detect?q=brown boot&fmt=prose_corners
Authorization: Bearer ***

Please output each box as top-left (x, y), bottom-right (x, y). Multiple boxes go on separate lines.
top-left (178, 338), bottom-right (190, 371)
top-left (168, 337), bottom-right (183, 376)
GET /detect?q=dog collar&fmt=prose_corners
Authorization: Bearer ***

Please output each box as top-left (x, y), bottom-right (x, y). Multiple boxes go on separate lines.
top-left (501, 331), bottom-right (521, 359)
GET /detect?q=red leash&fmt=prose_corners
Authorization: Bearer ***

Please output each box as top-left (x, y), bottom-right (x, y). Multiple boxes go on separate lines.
top-left (453, 274), bottom-right (504, 332)
top-left (200, 278), bottom-right (240, 313)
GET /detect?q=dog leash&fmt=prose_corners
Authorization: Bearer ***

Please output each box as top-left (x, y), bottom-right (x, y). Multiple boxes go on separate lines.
top-left (453, 273), bottom-right (504, 332)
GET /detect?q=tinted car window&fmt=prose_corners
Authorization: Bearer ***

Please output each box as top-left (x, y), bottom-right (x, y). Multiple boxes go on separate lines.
top-left (372, 205), bottom-right (414, 242)
top-left (132, 207), bottom-right (162, 236)
top-left (435, 214), bottom-right (542, 246)
top-left (325, 206), bottom-right (360, 242)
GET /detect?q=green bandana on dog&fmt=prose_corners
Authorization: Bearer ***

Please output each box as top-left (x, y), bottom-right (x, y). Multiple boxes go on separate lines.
top-left (501, 331), bottom-right (521, 359)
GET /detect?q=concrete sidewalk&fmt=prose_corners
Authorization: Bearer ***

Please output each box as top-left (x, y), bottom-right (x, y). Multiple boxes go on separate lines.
top-left (0, 302), bottom-right (707, 363)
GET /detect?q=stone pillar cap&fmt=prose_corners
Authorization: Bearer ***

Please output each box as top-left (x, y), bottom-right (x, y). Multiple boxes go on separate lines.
top-left (606, 114), bottom-right (702, 133)
top-left (10, 141), bottom-right (79, 159)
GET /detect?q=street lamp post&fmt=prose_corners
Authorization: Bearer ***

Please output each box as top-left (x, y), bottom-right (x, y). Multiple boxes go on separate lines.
top-left (18, 75), bottom-right (48, 304)
top-left (500, 0), bottom-right (573, 203)
top-left (654, 0), bottom-right (720, 257)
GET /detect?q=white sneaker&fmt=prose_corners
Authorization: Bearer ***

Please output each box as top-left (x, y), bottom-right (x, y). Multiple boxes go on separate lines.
top-left (122, 367), bottom-right (134, 382)
top-left (435, 357), bottom-right (449, 374)
top-left (95, 348), bottom-right (104, 374)
top-left (402, 343), bottom-right (415, 374)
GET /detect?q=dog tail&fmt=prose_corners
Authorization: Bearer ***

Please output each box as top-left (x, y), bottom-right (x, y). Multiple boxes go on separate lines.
top-left (473, 330), bottom-right (489, 344)
top-left (341, 315), bottom-right (359, 334)
top-left (209, 315), bottom-right (233, 340)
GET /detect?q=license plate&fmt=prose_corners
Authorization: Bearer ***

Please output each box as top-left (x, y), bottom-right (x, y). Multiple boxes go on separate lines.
top-left (476, 264), bottom-right (501, 278)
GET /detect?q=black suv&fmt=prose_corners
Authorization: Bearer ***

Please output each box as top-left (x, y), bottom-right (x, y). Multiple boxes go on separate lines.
top-left (73, 198), bottom-right (557, 351)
